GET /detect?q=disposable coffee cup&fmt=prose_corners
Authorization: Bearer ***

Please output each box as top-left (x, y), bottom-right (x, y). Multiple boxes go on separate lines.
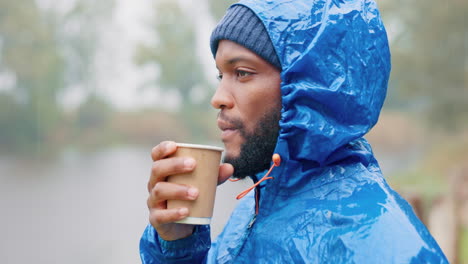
top-left (167, 143), bottom-right (223, 225)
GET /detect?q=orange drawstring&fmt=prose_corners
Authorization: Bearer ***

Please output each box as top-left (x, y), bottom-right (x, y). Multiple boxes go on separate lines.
top-left (229, 154), bottom-right (281, 214)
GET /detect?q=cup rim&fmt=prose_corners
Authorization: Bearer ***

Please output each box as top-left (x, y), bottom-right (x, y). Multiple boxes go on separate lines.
top-left (176, 143), bottom-right (224, 152)
top-left (174, 216), bottom-right (211, 225)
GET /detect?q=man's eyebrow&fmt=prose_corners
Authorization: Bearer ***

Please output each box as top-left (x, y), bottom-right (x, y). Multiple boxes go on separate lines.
top-left (226, 56), bottom-right (255, 65)
top-left (216, 56), bottom-right (256, 69)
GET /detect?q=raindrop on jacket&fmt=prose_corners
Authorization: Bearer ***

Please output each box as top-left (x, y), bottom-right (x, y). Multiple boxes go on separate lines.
top-left (140, 0), bottom-right (448, 263)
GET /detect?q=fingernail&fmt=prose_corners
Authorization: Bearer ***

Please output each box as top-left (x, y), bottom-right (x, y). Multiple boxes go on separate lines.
top-left (187, 187), bottom-right (198, 199)
top-left (178, 207), bottom-right (188, 216)
top-left (184, 158), bottom-right (195, 169)
top-left (166, 141), bottom-right (176, 151)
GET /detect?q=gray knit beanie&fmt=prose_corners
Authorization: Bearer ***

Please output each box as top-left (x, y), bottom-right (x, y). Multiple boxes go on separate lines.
top-left (210, 5), bottom-right (281, 70)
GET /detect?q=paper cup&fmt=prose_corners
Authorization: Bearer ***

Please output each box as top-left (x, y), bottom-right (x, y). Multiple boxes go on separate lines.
top-left (167, 143), bottom-right (223, 225)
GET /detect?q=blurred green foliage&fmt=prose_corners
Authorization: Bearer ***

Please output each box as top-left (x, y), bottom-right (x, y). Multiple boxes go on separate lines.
top-left (135, 0), bottom-right (208, 108)
top-left (134, 0), bottom-right (224, 143)
top-left (56, 0), bottom-right (115, 94)
top-left (0, 0), bottom-right (64, 152)
top-left (462, 228), bottom-right (468, 263)
top-left (0, 0), bottom-right (114, 153)
top-left (379, 0), bottom-right (468, 131)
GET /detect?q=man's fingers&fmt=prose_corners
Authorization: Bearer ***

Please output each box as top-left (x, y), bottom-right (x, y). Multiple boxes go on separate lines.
top-left (148, 157), bottom-right (196, 192)
top-left (151, 141), bottom-right (177, 161)
top-left (218, 163), bottom-right (234, 185)
top-left (149, 207), bottom-right (189, 226)
top-left (147, 182), bottom-right (199, 208)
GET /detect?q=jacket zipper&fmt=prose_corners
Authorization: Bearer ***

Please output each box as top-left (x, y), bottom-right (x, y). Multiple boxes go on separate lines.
top-left (248, 215), bottom-right (257, 228)
top-left (231, 186), bottom-right (260, 261)
top-left (231, 213), bottom-right (256, 261)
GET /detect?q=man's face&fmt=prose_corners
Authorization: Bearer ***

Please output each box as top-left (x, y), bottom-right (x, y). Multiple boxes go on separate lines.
top-left (211, 40), bottom-right (282, 178)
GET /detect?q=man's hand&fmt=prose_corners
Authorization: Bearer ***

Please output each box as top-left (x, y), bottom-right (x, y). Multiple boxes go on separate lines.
top-left (147, 141), bottom-right (233, 241)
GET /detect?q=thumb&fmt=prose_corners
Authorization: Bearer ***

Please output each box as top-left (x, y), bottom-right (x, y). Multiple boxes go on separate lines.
top-left (218, 163), bottom-right (234, 185)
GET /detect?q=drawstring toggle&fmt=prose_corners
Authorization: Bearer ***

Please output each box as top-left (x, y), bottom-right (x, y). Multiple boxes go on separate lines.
top-left (229, 154), bottom-right (281, 214)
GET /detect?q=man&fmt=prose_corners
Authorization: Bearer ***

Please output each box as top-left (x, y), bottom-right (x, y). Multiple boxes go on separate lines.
top-left (140, 0), bottom-right (448, 263)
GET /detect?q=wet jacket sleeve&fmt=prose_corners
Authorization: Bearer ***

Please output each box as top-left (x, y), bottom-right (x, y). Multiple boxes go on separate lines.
top-left (139, 224), bottom-right (211, 264)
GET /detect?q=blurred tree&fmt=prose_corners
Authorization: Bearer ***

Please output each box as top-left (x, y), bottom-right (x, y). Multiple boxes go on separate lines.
top-left (135, 0), bottom-right (220, 142)
top-left (380, 0), bottom-right (468, 131)
top-left (54, 0), bottom-right (115, 99)
top-left (0, 0), bottom-right (115, 153)
top-left (0, 0), bottom-right (64, 152)
top-left (71, 94), bottom-right (114, 147)
top-left (135, 0), bottom-right (208, 108)
top-left (53, 0), bottom-right (116, 145)
top-left (76, 95), bottom-right (112, 132)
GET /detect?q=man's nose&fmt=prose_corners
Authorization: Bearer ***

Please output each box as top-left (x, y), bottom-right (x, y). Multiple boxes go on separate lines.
top-left (210, 80), bottom-right (234, 110)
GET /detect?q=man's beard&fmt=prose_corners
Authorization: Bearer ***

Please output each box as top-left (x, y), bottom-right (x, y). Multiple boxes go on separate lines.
top-left (223, 106), bottom-right (281, 180)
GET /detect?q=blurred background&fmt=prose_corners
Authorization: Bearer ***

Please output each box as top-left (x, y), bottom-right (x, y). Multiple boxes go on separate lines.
top-left (0, 0), bottom-right (466, 263)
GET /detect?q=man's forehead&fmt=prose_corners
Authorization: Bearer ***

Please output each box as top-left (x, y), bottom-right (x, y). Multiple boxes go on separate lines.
top-left (215, 40), bottom-right (264, 67)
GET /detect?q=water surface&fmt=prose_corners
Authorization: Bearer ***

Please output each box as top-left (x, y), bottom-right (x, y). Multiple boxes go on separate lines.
top-left (0, 146), bottom-right (249, 264)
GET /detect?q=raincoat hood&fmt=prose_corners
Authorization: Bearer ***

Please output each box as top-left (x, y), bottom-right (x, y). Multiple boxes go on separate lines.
top-left (237, 0), bottom-right (390, 166)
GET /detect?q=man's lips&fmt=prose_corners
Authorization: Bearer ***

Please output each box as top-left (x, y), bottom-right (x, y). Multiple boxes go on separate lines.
top-left (217, 119), bottom-right (239, 140)
top-left (217, 119), bottom-right (235, 130)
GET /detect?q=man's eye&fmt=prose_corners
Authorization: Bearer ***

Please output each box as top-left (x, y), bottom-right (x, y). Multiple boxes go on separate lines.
top-left (216, 73), bottom-right (223, 81)
top-left (236, 70), bottom-right (252, 78)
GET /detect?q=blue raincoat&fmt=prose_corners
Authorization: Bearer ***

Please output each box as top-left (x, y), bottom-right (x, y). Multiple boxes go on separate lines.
top-left (140, 0), bottom-right (448, 263)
